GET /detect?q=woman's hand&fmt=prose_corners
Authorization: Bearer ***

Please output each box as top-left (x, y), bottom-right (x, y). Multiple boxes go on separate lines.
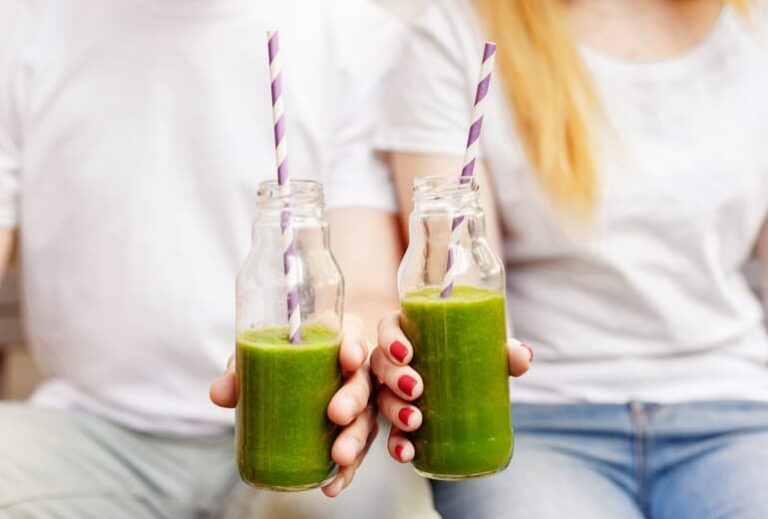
top-left (209, 314), bottom-right (376, 497)
top-left (370, 311), bottom-right (533, 463)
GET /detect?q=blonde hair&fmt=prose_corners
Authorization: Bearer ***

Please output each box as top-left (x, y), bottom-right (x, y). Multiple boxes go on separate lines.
top-left (474, 0), bottom-right (749, 214)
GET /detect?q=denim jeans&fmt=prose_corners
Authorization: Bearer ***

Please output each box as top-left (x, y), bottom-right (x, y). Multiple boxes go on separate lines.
top-left (432, 401), bottom-right (768, 519)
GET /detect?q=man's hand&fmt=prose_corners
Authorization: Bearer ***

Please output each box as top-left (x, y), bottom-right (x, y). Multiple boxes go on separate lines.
top-left (210, 314), bottom-right (376, 497)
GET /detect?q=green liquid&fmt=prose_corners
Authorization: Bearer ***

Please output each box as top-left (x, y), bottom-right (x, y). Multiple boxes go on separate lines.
top-left (236, 325), bottom-right (342, 490)
top-left (401, 286), bottom-right (512, 479)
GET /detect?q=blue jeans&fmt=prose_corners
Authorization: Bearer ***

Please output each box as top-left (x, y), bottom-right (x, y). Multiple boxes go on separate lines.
top-left (432, 402), bottom-right (768, 519)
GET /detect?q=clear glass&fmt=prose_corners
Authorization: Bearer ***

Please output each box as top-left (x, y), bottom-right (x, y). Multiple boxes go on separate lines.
top-left (236, 180), bottom-right (344, 491)
top-left (399, 176), bottom-right (513, 480)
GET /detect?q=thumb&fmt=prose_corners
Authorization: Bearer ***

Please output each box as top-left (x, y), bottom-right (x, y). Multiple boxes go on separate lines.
top-left (507, 339), bottom-right (533, 378)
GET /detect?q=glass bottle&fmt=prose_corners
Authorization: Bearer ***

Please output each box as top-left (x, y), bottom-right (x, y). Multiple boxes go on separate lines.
top-left (236, 180), bottom-right (343, 491)
top-left (399, 176), bottom-right (512, 479)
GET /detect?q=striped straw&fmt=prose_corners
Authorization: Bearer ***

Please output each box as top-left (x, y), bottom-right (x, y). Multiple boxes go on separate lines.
top-left (440, 41), bottom-right (497, 299)
top-left (268, 30), bottom-right (301, 343)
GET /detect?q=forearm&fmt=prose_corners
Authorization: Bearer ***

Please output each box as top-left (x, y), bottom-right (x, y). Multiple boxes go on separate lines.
top-left (346, 287), bottom-right (399, 344)
top-left (0, 228), bottom-right (16, 282)
top-left (756, 220), bottom-right (768, 309)
top-left (329, 209), bottom-right (403, 343)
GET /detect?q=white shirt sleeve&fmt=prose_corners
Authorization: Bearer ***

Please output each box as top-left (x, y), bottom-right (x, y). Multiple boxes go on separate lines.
top-left (757, 0), bottom-right (768, 33)
top-left (323, 0), bottom-right (399, 214)
top-left (0, 0), bottom-right (24, 228)
top-left (375, 0), bottom-right (476, 157)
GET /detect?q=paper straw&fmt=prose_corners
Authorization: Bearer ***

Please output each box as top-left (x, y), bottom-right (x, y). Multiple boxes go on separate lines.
top-left (268, 30), bottom-right (301, 343)
top-left (440, 42), bottom-right (497, 299)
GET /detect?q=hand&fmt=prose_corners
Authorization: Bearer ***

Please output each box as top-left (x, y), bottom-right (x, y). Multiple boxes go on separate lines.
top-left (210, 314), bottom-right (376, 497)
top-left (370, 311), bottom-right (532, 463)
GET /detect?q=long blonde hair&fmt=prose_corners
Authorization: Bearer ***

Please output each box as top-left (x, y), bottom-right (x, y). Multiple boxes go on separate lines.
top-left (474, 0), bottom-right (749, 213)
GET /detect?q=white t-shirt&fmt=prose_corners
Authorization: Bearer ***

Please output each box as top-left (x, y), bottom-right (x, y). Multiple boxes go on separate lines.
top-left (0, 0), bottom-right (398, 434)
top-left (377, 0), bottom-right (768, 403)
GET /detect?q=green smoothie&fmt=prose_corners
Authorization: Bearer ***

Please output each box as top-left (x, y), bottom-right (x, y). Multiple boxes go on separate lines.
top-left (236, 325), bottom-right (342, 490)
top-left (401, 286), bottom-right (512, 479)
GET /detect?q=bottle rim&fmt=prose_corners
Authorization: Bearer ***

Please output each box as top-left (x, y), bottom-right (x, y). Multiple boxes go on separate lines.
top-left (257, 179), bottom-right (324, 208)
top-left (412, 175), bottom-right (479, 203)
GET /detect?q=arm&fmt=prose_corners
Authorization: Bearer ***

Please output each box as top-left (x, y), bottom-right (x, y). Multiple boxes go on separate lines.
top-left (0, 5), bottom-right (23, 279)
top-left (328, 208), bottom-right (403, 341)
top-left (756, 219), bottom-right (768, 310)
top-left (0, 229), bottom-right (16, 380)
top-left (0, 228), bottom-right (15, 282)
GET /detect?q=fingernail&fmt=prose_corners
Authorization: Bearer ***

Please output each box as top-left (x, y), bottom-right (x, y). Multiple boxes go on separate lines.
top-left (390, 341), bottom-right (408, 363)
top-left (329, 475), bottom-right (345, 495)
top-left (398, 407), bottom-right (415, 427)
top-left (521, 343), bottom-right (534, 362)
top-left (397, 375), bottom-right (417, 397)
top-left (394, 444), bottom-right (405, 461)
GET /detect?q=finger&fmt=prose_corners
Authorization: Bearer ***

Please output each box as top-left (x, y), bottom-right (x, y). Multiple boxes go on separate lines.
top-left (209, 355), bottom-right (237, 408)
top-left (376, 385), bottom-right (422, 432)
top-left (387, 426), bottom-right (415, 463)
top-left (339, 314), bottom-right (368, 372)
top-left (507, 338), bottom-right (534, 377)
top-left (377, 311), bottom-right (412, 365)
top-left (370, 346), bottom-right (423, 401)
top-left (322, 407), bottom-right (379, 497)
top-left (328, 365), bottom-right (372, 426)
top-left (323, 444), bottom-right (374, 499)
top-left (321, 405), bottom-right (377, 497)
top-left (331, 404), bottom-right (376, 467)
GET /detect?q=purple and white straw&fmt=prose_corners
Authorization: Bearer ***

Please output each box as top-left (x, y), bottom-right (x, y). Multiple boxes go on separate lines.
top-left (268, 30), bottom-right (301, 343)
top-left (441, 42), bottom-right (497, 299)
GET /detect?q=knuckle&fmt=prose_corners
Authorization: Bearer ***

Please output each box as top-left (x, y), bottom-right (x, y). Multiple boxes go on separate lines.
top-left (378, 311), bottom-right (399, 337)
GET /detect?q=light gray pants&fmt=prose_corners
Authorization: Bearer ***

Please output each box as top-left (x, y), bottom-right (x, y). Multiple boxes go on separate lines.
top-left (0, 404), bottom-right (437, 519)
top-left (0, 403), bottom-right (237, 518)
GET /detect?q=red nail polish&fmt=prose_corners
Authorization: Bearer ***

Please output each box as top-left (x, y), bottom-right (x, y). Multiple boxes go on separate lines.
top-left (390, 341), bottom-right (408, 363)
top-left (398, 407), bottom-right (415, 426)
top-left (521, 343), bottom-right (534, 362)
top-left (397, 375), bottom-right (417, 397)
top-left (394, 444), bottom-right (405, 461)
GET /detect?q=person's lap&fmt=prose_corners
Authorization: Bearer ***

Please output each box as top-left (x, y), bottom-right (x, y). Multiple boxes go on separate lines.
top-left (432, 401), bottom-right (768, 519)
top-left (0, 403), bottom-right (439, 519)
top-left (7, 400), bottom-right (768, 519)
top-left (432, 403), bottom-right (642, 519)
top-left (648, 401), bottom-right (768, 519)
top-left (433, 443), bottom-right (643, 519)
top-left (0, 402), bottom-right (237, 518)
top-left (226, 418), bottom-right (439, 519)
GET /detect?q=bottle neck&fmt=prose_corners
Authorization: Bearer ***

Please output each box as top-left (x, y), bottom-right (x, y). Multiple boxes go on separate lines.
top-left (256, 180), bottom-right (325, 223)
top-left (400, 175), bottom-right (503, 297)
top-left (412, 176), bottom-right (481, 216)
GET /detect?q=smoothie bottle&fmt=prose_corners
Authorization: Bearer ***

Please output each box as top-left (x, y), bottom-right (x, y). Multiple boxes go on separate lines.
top-left (399, 176), bottom-right (512, 479)
top-left (236, 180), bottom-right (344, 491)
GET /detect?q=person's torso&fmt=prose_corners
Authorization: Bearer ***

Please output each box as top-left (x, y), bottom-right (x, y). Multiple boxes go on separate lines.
top-left (440, 0), bottom-right (768, 403)
top-left (13, 0), bottom-right (392, 433)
